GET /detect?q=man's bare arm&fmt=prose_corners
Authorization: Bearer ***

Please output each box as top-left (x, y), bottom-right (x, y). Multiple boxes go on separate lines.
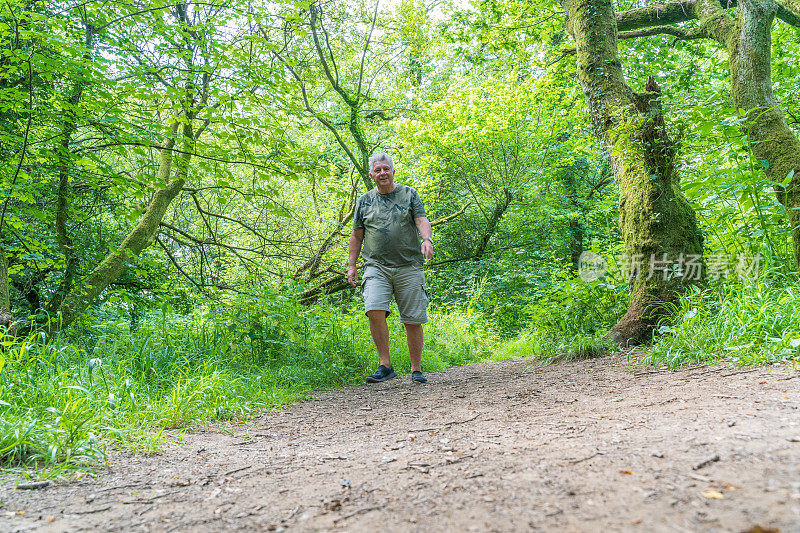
top-left (347, 228), bottom-right (364, 286)
top-left (414, 216), bottom-right (433, 261)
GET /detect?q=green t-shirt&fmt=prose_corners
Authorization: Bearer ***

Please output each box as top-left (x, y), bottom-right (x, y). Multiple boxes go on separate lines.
top-left (353, 184), bottom-right (427, 267)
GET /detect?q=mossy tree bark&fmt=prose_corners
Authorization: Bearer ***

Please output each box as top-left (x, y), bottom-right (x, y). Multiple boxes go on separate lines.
top-left (54, 120), bottom-right (191, 331)
top-left (610, 0), bottom-right (800, 269)
top-left (0, 244), bottom-right (10, 329)
top-left (561, 0), bottom-right (705, 345)
top-left (694, 0), bottom-right (800, 269)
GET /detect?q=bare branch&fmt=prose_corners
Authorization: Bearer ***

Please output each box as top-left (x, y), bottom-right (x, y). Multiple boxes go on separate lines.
top-left (430, 203), bottom-right (471, 227)
top-left (156, 234), bottom-right (211, 295)
top-left (356, 0), bottom-right (380, 100)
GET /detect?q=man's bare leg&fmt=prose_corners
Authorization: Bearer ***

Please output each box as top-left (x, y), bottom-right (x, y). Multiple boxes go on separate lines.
top-left (404, 323), bottom-right (423, 372)
top-left (367, 310), bottom-right (392, 368)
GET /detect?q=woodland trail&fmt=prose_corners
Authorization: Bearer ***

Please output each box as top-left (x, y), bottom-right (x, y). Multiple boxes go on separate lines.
top-left (3, 354), bottom-right (800, 532)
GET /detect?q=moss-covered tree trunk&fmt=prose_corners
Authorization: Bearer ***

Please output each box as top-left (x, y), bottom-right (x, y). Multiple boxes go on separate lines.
top-left (54, 120), bottom-right (191, 331)
top-left (562, 0), bottom-right (705, 345)
top-left (695, 0), bottom-right (800, 269)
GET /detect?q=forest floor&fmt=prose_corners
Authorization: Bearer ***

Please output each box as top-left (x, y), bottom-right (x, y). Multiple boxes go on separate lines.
top-left (3, 353), bottom-right (800, 532)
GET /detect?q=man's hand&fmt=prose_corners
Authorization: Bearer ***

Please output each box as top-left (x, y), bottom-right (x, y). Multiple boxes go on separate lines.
top-left (348, 228), bottom-right (364, 286)
top-left (421, 241), bottom-right (433, 261)
top-left (347, 264), bottom-right (359, 286)
top-left (414, 216), bottom-right (433, 261)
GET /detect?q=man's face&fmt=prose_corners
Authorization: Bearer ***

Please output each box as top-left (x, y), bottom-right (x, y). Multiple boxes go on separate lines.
top-left (370, 160), bottom-right (395, 189)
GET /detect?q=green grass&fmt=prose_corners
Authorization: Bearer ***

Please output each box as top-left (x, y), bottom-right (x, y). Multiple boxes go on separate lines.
top-left (649, 276), bottom-right (800, 368)
top-left (0, 295), bottom-right (502, 479)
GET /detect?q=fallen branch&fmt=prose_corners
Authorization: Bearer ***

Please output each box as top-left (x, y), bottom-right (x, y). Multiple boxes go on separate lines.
top-left (73, 505), bottom-right (112, 514)
top-left (16, 480), bottom-right (52, 490)
top-left (693, 454), bottom-right (720, 470)
top-left (568, 451), bottom-right (604, 464)
top-left (721, 368), bottom-right (761, 378)
top-left (223, 465), bottom-right (251, 477)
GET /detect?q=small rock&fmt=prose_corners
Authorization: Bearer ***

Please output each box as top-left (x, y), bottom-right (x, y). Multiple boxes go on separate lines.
top-left (787, 436), bottom-right (800, 442)
top-left (381, 455), bottom-right (397, 464)
top-left (341, 480), bottom-right (351, 489)
top-left (727, 420), bottom-right (737, 427)
top-left (651, 450), bottom-right (664, 458)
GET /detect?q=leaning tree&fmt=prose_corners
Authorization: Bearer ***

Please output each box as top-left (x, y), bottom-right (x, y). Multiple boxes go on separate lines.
top-left (613, 0), bottom-right (800, 269)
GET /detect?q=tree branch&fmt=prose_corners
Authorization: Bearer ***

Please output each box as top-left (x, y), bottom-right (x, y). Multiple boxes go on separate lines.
top-left (156, 234), bottom-right (211, 295)
top-left (309, 2), bottom-right (356, 107)
top-left (430, 203), bottom-right (471, 227)
top-left (269, 47), bottom-right (368, 184)
top-left (618, 24), bottom-right (708, 40)
top-left (617, 0), bottom-right (704, 32)
top-left (356, 0), bottom-right (380, 100)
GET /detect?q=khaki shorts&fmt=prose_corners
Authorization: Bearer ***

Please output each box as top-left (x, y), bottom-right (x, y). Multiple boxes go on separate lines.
top-left (360, 263), bottom-right (429, 324)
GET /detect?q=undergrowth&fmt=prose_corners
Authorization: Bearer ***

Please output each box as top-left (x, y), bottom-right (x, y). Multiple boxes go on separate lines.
top-left (497, 272), bottom-right (627, 362)
top-left (3, 268), bottom-right (798, 479)
top-left (649, 274), bottom-right (800, 368)
top-left (0, 293), bottom-right (500, 479)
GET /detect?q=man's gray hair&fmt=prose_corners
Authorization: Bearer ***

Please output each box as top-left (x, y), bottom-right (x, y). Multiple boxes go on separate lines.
top-left (369, 152), bottom-right (394, 171)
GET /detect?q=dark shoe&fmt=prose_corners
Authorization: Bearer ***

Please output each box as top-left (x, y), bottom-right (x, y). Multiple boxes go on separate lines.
top-left (365, 365), bottom-right (396, 383)
top-left (411, 371), bottom-right (427, 383)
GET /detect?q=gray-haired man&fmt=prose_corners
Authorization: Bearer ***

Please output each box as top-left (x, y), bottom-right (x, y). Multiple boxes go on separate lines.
top-left (347, 153), bottom-right (434, 384)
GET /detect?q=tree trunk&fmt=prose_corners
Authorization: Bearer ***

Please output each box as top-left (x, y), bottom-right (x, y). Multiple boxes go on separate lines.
top-left (54, 120), bottom-right (190, 331)
top-left (568, 217), bottom-right (584, 271)
top-left (562, 0), bottom-right (705, 345)
top-left (46, 25), bottom-right (95, 315)
top-left (0, 244), bottom-right (10, 329)
top-left (474, 188), bottom-right (513, 261)
top-left (697, 0), bottom-right (800, 269)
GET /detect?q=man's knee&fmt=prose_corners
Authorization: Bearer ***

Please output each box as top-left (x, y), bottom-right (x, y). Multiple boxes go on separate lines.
top-left (366, 309), bottom-right (388, 321)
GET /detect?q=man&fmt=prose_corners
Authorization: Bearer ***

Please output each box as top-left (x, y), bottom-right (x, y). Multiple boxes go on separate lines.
top-left (347, 153), bottom-right (434, 384)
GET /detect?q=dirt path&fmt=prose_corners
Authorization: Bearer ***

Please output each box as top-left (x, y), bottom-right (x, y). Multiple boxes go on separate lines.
top-left (3, 354), bottom-right (800, 532)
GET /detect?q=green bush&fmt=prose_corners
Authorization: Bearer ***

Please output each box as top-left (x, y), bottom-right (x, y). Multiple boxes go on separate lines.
top-left (497, 265), bottom-right (626, 361)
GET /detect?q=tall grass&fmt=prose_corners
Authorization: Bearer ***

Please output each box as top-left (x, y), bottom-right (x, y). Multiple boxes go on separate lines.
top-left (0, 294), bottom-right (501, 477)
top-left (5, 267), bottom-right (797, 478)
top-left (649, 274), bottom-right (800, 368)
